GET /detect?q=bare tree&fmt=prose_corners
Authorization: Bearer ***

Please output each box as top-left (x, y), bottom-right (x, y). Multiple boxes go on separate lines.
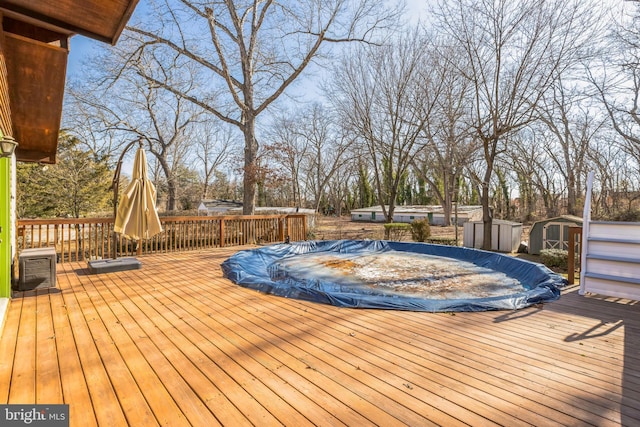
top-left (67, 40), bottom-right (199, 212)
top-left (298, 104), bottom-right (354, 212)
top-left (587, 134), bottom-right (631, 219)
top-left (431, 0), bottom-right (596, 249)
top-left (412, 40), bottom-right (479, 225)
top-left (536, 79), bottom-right (604, 215)
top-left (145, 95), bottom-right (197, 212)
top-left (262, 111), bottom-right (309, 207)
top-left (125, 0), bottom-right (402, 214)
top-left (507, 130), bottom-right (566, 218)
top-left (63, 93), bottom-right (123, 158)
top-left (507, 130), bottom-right (549, 221)
top-left (330, 30), bottom-right (443, 232)
top-left (193, 121), bottom-right (239, 200)
top-left (263, 103), bottom-right (354, 210)
top-left (327, 158), bottom-right (360, 216)
top-left (590, 2), bottom-right (640, 161)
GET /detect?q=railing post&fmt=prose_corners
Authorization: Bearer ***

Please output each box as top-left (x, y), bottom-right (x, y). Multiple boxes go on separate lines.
top-left (279, 217), bottom-right (285, 242)
top-left (567, 226), bottom-right (582, 285)
top-left (219, 218), bottom-right (225, 247)
top-left (302, 215), bottom-right (307, 240)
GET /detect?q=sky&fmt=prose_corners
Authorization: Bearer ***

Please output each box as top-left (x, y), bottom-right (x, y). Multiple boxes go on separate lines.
top-left (66, 0), bottom-right (430, 79)
top-left (66, 0), bottom-right (632, 84)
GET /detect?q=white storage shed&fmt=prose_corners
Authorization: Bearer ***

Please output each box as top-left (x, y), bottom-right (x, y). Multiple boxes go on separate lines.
top-left (463, 219), bottom-right (523, 253)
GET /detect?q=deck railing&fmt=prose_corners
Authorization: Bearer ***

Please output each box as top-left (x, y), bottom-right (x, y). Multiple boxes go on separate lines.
top-left (16, 214), bottom-right (308, 263)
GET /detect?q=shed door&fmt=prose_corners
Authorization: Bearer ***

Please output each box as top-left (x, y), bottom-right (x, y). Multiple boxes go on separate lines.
top-left (543, 222), bottom-right (577, 251)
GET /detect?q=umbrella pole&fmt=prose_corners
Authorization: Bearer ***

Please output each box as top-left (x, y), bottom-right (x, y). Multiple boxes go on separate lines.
top-left (112, 167), bottom-right (119, 260)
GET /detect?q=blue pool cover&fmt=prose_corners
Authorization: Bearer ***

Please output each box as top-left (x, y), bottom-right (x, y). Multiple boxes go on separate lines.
top-left (221, 240), bottom-right (567, 312)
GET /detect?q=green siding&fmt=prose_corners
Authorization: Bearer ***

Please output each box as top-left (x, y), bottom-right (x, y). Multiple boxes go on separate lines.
top-left (0, 155), bottom-right (10, 297)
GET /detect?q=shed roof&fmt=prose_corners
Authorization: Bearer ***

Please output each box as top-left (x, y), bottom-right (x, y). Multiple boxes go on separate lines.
top-left (468, 219), bottom-right (522, 226)
top-left (532, 215), bottom-right (583, 226)
top-left (229, 207), bottom-right (316, 215)
top-left (199, 199), bottom-right (243, 210)
top-left (351, 205), bottom-right (483, 215)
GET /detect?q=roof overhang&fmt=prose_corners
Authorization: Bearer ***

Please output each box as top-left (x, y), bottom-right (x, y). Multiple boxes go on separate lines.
top-left (0, 0), bottom-right (139, 163)
top-left (0, 0), bottom-right (139, 45)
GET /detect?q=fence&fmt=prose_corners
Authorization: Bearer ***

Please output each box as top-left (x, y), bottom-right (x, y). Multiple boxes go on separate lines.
top-left (16, 214), bottom-right (308, 263)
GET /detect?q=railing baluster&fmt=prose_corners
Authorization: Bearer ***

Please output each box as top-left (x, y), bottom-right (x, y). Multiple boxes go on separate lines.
top-left (66, 223), bottom-right (71, 262)
top-left (75, 224), bottom-right (79, 261)
top-left (100, 222), bottom-right (104, 259)
top-left (60, 224), bottom-right (65, 262)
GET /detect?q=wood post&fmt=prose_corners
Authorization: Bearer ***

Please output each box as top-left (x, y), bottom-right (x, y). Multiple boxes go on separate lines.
top-left (567, 226), bottom-right (582, 284)
top-left (278, 217), bottom-right (285, 242)
top-left (219, 218), bottom-right (225, 247)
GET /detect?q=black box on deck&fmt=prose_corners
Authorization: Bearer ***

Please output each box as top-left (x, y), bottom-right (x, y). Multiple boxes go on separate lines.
top-left (87, 257), bottom-right (142, 274)
top-left (18, 247), bottom-right (57, 291)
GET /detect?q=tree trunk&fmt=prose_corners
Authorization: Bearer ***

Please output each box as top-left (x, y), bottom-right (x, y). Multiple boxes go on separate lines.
top-left (166, 179), bottom-right (176, 212)
top-left (567, 169), bottom-right (577, 216)
top-left (201, 176), bottom-right (210, 201)
top-left (481, 158), bottom-right (494, 251)
top-left (157, 156), bottom-right (177, 212)
top-left (442, 200), bottom-right (452, 227)
top-left (242, 115), bottom-right (258, 215)
top-left (442, 171), bottom-right (456, 227)
top-left (384, 203), bottom-right (396, 240)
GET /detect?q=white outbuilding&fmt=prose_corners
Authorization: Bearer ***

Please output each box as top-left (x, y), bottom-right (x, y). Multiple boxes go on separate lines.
top-left (350, 205), bottom-right (483, 226)
top-left (463, 219), bottom-right (523, 253)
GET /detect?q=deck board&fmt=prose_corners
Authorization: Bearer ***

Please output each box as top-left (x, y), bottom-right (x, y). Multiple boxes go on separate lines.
top-left (59, 267), bottom-right (130, 427)
top-left (49, 283), bottom-right (97, 427)
top-left (1, 248), bottom-right (639, 426)
top-left (10, 289), bottom-right (36, 404)
top-left (0, 293), bottom-right (21, 402)
top-left (35, 289), bottom-right (62, 404)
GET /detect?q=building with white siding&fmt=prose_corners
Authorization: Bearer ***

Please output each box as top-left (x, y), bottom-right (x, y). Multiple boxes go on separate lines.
top-left (350, 205), bottom-right (483, 226)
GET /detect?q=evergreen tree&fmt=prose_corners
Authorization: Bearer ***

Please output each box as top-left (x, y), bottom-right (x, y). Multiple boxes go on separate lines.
top-left (17, 133), bottom-right (112, 218)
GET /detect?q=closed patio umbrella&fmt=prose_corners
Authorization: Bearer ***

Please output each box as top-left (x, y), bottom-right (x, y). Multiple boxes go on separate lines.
top-left (88, 144), bottom-right (162, 274)
top-left (114, 147), bottom-right (162, 241)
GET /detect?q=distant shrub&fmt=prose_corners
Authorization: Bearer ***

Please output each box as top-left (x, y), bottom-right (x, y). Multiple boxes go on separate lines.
top-left (425, 236), bottom-right (458, 246)
top-left (410, 219), bottom-right (431, 242)
top-left (611, 210), bottom-right (640, 222)
top-left (384, 222), bottom-right (411, 241)
top-left (540, 249), bottom-right (569, 269)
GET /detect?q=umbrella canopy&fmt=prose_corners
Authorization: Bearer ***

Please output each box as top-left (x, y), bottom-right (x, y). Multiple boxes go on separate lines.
top-left (114, 147), bottom-right (162, 241)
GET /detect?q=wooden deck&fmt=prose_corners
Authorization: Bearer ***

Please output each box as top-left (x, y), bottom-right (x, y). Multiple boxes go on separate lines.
top-left (0, 248), bottom-right (639, 426)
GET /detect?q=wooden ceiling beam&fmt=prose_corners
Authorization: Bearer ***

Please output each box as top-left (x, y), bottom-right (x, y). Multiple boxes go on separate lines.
top-left (0, 4), bottom-right (110, 43)
top-left (2, 16), bottom-right (67, 46)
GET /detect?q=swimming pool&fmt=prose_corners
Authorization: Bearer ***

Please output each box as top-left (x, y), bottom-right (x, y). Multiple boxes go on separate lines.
top-left (221, 240), bottom-right (566, 312)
